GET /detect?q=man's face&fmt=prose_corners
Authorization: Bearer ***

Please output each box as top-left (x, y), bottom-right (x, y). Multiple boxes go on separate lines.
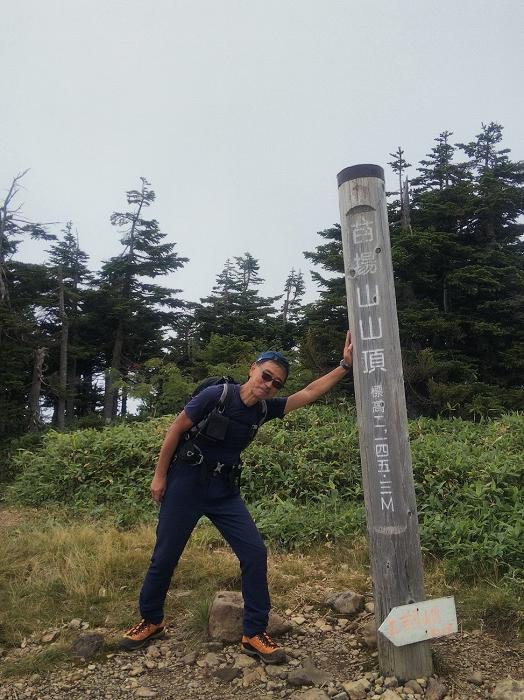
top-left (250, 361), bottom-right (286, 398)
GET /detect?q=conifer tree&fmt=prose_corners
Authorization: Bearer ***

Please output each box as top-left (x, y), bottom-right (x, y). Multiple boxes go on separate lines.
top-left (195, 253), bottom-right (279, 343)
top-left (0, 170), bottom-right (54, 303)
top-left (410, 132), bottom-right (473, 235)
top-left (388, 147), bottom-right (412, 229)
top-left (457, 122), bottom-right (524, 247)
top-left (413, 131), bottom-right (455, 191)
top-left (45, 222), bottom-right (91, 427)
top-left (277, 269), bottom-right (305, 350)
top-left (167, 302), bottom-right (201, 368)
top-left (0, 171), bottom-right (55, 438)
top-left (394, 124), bottom-right (524, 414)
top-left (281, 269), bottom-right (305, 324)
top-left (302, 225), bottom-right (348, 370)
top-left (100, 177), bottom-right (187, 422)
top-left (303, 124), bottom-right (524, 416)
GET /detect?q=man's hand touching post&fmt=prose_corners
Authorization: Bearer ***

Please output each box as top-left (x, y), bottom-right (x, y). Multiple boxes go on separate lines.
top-left (342, 330), bottom-right (353, 368)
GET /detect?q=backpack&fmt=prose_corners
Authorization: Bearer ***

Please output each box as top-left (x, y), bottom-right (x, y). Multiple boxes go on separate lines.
top-left (185, 376), bottom-right (268, 445)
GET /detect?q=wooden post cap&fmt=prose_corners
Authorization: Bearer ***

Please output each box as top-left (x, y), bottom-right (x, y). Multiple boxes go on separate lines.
top-left (337, 164), bottom-right (385, 187)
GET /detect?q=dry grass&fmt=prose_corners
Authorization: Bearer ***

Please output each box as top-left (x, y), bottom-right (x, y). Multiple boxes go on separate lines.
top-left (0, 512), bottom-right (155, 641)
top-left (0, 509), bottom-right (370, 649)
top-left (0, 507), bottom-right (520, 678)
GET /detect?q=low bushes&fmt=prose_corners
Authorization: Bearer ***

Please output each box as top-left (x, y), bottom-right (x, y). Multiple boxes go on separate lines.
top-left (7, 406), bottom-right (523, 579)
top-left (7, 419), bottom-right (171, 526)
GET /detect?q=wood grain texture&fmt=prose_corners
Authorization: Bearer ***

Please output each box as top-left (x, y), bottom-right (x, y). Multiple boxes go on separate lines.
top-left (337, 169), bottom-right (433, 679)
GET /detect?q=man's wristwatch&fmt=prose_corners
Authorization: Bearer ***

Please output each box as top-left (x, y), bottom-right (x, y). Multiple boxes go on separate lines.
top-left (339, 359), bottom-right (351, 371)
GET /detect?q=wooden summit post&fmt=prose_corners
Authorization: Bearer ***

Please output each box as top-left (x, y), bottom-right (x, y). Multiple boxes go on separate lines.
top-left (337, 164), bottom-right (433, 679)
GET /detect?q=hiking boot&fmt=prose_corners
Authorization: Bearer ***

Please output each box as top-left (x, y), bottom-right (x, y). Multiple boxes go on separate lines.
top-left (120, 619), bottom-right (165, 650)
top-left (241, 632), bottom-right (287, 664)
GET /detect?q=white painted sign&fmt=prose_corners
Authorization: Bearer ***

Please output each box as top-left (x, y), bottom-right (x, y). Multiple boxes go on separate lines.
top-left (378, 597), bottom-right (458, 647)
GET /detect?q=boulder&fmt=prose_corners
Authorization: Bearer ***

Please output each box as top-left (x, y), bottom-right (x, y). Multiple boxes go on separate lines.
top-left (41, 630), bottom-right (59, 644)
top-left (214, 666), bottom-right (241, 682)
top-left (384, 676), bottom-right (399, 688)
top-left (242, 665), bottom-right (267, 687)
top-left (405, 680), bottom-right (424, 694)
top-left (342, 678), bottom-right (370, 699)
top-left (381, 691), bottom-right (402, 700)
top-left (466, 670), bottom-right (484, 686)
top-left (208, 590), bottom-right (291, 642)
top-left (71, 633), bottom-right (104, 661)
top-left (425, 677), bottom-right (448, 700)
top-left (180, 650), bottom-right (198, 665)
top-left (290, 690), bottom-right (331, 700)
top-left (197, 651), bottom-right (222, 667)
top-left (324, 591), bottom-right (364, 616)
top-left (233, 654), bottom-right (257, 669)
top-left (287, 657), bottom-right (332, 687)
top-left (361, 619), bottom-right (377, 649)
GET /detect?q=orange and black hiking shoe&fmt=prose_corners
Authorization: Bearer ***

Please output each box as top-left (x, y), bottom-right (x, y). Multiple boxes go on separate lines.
top-left (120, 619), bottom-right (165, 650)
top-left (241, 631), bottom-right (287, 664)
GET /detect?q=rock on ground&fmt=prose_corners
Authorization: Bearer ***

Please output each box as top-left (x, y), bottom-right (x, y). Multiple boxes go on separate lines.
top-left (290, 690), bottom-right (331, 700)
top-left (71, 633), bottom-right (104, 661)
top-left (324, 591), bottom-right (364, 616)
top-left (491, 679), bottom-right (524, 700)
top-left (381, 691), bottom-right (402, 700)
top-left (287, 656), bottom-right (332, 687)
top-left (208, 590), bottom-right (291, 642)
top-left (0, 591), bottom-right (522, 700)
top-left (425, 677), bottom-right (448, 700)
top-left (342, 678), bottom-right (369, 699)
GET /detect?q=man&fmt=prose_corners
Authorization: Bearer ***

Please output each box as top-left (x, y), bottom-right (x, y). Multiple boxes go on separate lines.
top-left (121, 332), bottom-right (353, 663)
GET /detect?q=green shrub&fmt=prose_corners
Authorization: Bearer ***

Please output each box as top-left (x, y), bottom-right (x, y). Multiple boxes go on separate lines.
top-left (249, 495), bottom-right (365, 549)
top-left (8, 417), bottom-right (172, 526)
top-left (0, 432), bottom-right (46, 484)
top-left (8, 407), bottom-right (523, 579)
top-left (242, 402), bottom-right (361, 503)
top-left (410, 413), bottom-right (524, 577)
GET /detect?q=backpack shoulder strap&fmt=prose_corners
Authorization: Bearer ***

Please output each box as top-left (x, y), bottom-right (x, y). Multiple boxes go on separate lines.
top-left (189, 383), bottom-right (230, 437)
top-left (221, 384), bottom-right (266, 427)
top-left (216, 382), bottom-right (230, 412)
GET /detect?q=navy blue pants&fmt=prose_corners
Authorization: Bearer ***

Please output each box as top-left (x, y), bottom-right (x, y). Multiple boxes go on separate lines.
top-left (139, 461), bottom-right (270, 637)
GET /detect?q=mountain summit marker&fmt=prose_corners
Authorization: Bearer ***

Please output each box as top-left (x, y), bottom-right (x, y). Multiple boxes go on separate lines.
top-left (337, 164), bottom-right (433, 679)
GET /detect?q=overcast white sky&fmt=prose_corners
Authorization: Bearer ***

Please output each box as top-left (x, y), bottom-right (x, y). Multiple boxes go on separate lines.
top-left (2, 0), bottom-right (523, 305)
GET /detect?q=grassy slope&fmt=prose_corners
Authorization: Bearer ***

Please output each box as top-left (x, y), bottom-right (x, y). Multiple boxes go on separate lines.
top-left (7, 407), bottom-right (522, 578)
top-left (1, 408), bottom-right (521, 672)
top-left (0, 507), bottom-right (521, 678)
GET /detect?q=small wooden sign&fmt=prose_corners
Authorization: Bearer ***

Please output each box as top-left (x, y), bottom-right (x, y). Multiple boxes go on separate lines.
top-left (378, 597), bottom-right (458, 647)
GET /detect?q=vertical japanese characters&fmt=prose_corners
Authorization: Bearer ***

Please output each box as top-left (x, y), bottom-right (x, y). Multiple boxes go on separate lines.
top-left (350, 212), bottom-right (393, 513)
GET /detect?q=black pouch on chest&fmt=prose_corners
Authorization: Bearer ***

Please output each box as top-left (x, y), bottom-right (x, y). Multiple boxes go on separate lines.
top-left (199, 410), bottom-right (230, 442)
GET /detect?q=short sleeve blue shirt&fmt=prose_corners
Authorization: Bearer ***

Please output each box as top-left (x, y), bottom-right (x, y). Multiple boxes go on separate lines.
top-left (183, 384), bottom-right (287, 465)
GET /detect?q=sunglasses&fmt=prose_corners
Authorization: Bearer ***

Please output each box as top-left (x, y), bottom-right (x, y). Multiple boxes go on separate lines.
top-left (260, 369), bottom-right (285, 390)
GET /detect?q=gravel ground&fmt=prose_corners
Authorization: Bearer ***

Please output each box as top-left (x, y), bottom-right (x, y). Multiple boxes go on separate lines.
top-left (1, 607), bottom-right (522, 700)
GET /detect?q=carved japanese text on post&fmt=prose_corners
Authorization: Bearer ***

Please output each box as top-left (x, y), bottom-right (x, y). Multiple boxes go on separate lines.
top-left (345, 207), bottom-right (399, 518)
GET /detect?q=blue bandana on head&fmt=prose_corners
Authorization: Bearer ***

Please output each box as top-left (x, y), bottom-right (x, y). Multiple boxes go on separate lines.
top-left (255, 351), bottom-right (290, 378)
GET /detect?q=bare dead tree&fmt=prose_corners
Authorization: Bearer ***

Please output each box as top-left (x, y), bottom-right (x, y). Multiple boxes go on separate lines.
top-left (0, 170), bottom-right (30, 302)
